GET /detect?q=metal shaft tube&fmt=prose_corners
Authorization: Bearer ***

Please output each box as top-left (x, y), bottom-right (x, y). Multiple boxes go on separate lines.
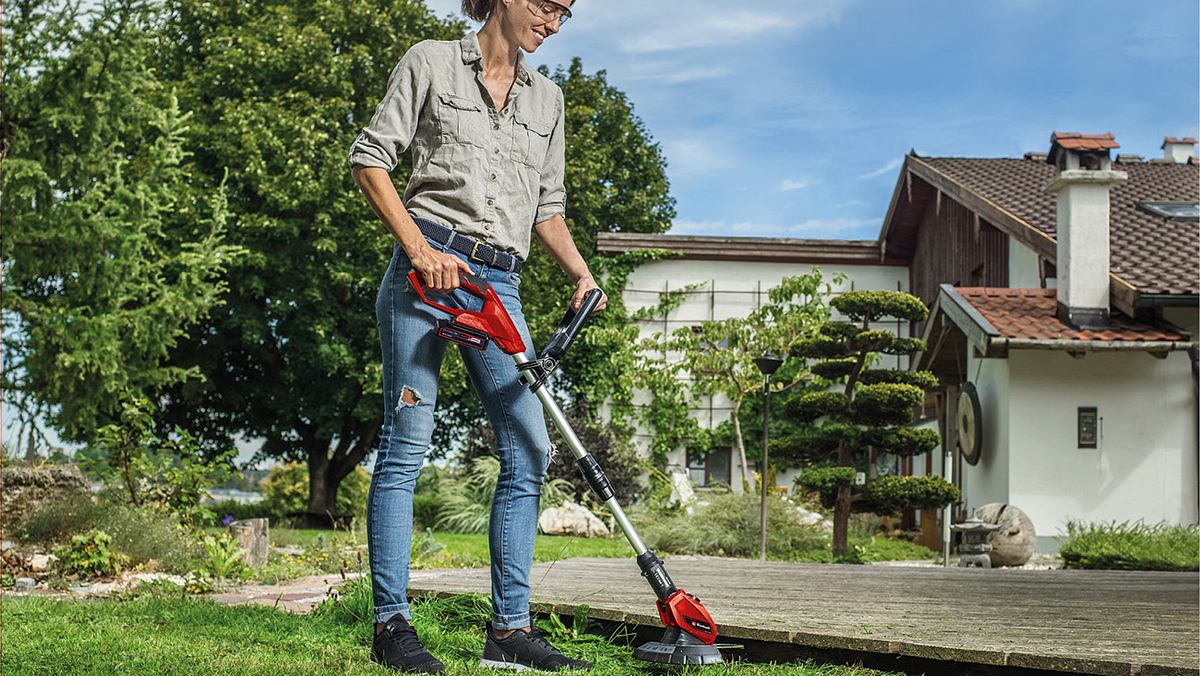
top-left (513, 353), bottom-right (648, 556)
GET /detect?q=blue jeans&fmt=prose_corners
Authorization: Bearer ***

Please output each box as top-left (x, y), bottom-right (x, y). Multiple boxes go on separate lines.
top-left (367, 233), bottom-right (552, 630)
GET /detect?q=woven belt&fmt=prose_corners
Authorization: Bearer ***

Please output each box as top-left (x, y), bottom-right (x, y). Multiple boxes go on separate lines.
top-left (410, 214), bottom-right (523, 273)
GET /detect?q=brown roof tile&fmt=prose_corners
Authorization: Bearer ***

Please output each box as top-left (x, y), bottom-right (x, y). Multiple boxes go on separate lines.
top-left (1162, 137), bottom-right (1198, 146)
top-left (1051, 131), bottom-right (1120, 151)
top-left (955, 287), bottom-right (1187, 342)
top-left (920, 156), bottom-right (1200, 295)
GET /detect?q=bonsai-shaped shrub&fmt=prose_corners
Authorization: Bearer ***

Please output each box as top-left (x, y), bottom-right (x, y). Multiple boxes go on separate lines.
top-left (789, 290), bottom-right (958, 556)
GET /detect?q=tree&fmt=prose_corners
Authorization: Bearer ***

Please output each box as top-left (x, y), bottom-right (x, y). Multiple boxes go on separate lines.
top-left (788, 290), bottom-right (958, 557)
top-left (150, 1), bottom-right (675, 516)
top-left (635, 272), bottom-right (835, 488)
top-left (1, 0), bottom-right (242, 445)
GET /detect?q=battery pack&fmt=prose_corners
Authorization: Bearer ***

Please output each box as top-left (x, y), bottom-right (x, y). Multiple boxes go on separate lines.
top-left (436, 319), bottom-right (489, 350)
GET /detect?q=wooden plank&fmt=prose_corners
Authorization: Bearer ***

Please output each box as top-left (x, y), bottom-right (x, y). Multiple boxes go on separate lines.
top-left (408, 557), bottom-right (1200, 674)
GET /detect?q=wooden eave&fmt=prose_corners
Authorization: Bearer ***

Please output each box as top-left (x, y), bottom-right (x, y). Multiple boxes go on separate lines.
top-left (594, 233), bottom-right (908, 266)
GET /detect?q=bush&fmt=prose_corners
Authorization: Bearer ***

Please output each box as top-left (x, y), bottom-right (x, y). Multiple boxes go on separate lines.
top-left (435, 456), bottom-right (575, 534)
top-left (81, 396), bottom-right (236, 528)
top-left (1059, 521), bottom-right (1199, 571)
top-left (851, 382), bottom-right (923, 426)
top-left (54, 530), bottom-right (130, 578)
top-left (261, 463), bottom-right (372, 520)
top-left (831, 290), bottom-right (929, 322)
top-left (18, 494), bottom-right (200, 573)
top-left (810, 358), bottom-right (858, 380)
top-left (863, 475), bottom-right (959, 515)
top-left (636, 491), bottom-right (829, 559)
top-left (859, 427), bottom-right (941, 457)
top-left (197, 533), bottom-right (248, 581)
top-left (793, 391), bottom-right (849, 422)
top-left (201, 498), bottom-right (275, 527)
top-left (795, 464), bottom-right (856, 500)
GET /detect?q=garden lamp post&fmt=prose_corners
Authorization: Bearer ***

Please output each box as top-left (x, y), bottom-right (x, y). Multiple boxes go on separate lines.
top-left (754, 353), bottom-right (783, 561)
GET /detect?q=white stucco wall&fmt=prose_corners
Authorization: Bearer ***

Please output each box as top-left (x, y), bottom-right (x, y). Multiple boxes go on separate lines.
top-left (616, 257), bottom-right (910, 490)
top-left (961, 352), bottom-right (1011, 510)
top-left (1008, 238), bottom-right (1042, 289)
top-left (1003, 349), bottom-right (1198, 543)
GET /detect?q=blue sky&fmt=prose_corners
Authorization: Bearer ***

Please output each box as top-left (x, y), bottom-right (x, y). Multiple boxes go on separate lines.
top-left (426, 0), bottom-right (1199, 240)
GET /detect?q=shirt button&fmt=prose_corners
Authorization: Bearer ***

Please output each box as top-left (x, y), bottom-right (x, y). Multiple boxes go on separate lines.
top-left (493, 147), bottom-right (500, 154)
top-left (490, 173), bottom-right (497, 181)
top-left (486, 199), bottom-right (494, 206)
top-left (484, 223), bottom-right (493, 230)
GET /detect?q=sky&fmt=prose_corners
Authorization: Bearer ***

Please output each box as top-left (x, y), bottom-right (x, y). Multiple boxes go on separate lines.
top-left (425, 0), bottom-right (1199, 240)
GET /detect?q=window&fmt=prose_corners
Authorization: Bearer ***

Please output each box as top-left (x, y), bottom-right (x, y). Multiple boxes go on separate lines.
top-left (1137, 201), bottom-right (1200, 220)
top-left (687, 447), bottom-right (732, 488)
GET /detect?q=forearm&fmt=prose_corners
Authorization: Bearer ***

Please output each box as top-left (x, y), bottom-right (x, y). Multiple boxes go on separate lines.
top-left (351, 166), bottom-right (429, 258)
top-left (533, 213), bottom-right (591, 282)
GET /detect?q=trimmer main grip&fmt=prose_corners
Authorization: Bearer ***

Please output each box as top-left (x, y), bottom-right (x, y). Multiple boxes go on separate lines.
top-left (407, 270), bottom-right (526, 355)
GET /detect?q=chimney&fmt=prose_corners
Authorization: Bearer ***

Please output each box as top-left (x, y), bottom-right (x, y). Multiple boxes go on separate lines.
top-left (1043, 132), bottom-right (1127, 329)
top-left (1161, 137), bottom-right (1197, 163)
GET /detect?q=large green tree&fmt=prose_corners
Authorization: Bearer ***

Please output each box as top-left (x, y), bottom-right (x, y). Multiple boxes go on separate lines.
top-left (151, 0), bottom-right (675, 516)
top-left (1, 0), bottom-right (242, 446)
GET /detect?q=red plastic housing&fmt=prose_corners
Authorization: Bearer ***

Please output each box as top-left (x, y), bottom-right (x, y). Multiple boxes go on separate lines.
top-left (655, 589), bottom-right (718, 645)
top-left (408, 271), bottom-right (526, 355)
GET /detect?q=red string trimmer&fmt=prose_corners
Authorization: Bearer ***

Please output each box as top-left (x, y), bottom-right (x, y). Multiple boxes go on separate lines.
top-left (410, 270), bottom-right (725, 666)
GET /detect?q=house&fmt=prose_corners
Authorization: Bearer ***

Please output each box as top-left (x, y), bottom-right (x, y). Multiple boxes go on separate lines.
top-left (594, 234), bottom-right (912, 491)
top-left (597, 133), bottom-right (1198, 552)
top-left (888, 134), bottom-right (1198, 551)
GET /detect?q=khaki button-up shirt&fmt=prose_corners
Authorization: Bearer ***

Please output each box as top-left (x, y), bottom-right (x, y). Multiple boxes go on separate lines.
top-left (348, 32), bottom-right (567, 260)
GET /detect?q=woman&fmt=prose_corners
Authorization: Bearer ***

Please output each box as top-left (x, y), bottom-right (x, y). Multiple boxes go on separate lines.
top-left (349, 0), bottom-right (603, 672)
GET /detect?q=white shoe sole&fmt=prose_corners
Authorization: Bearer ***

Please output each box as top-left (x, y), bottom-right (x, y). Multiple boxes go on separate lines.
top-left (479, 658), bottom-right (545, 672)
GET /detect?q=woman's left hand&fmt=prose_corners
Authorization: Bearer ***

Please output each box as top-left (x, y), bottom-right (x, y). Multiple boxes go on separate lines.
top-left (572, 275), bottom-right (607, 312)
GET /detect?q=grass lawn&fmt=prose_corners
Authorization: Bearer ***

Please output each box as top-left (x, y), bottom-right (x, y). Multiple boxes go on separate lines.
top-left (3, 585), bottom-right (899, 675)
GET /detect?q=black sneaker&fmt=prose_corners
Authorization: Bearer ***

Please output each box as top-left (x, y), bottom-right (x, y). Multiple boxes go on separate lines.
top-left (480, 625), bottom-right (593, 672)
top-left (371, 615), bottom-right (445, 673)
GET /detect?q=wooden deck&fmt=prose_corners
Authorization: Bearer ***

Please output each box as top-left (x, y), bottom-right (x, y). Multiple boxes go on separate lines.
top-left (408, 557), bottom-right (1199, 675)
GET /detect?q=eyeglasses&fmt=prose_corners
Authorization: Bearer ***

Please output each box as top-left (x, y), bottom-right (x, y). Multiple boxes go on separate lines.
top-left (529, 0), bottom-right (572, 27)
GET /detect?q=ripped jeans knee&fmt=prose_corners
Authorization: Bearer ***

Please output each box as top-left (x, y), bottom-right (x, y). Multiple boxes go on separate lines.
top-left (396, 385), bottom-right (422, 411)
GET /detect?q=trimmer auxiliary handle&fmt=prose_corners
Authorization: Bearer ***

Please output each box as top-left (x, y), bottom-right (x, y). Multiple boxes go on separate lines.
top-left (410, 271), bottom-right (723, 664)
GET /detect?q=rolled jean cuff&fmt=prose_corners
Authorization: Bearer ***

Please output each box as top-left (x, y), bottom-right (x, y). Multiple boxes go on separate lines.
top-left (490, 611), bottom-right (531, 631)
top-left (375, 603), bottom-right (412, 624)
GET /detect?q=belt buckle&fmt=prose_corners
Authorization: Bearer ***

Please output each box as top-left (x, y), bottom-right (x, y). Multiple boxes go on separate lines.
top-left (469, 239), bottom-right (501, 268)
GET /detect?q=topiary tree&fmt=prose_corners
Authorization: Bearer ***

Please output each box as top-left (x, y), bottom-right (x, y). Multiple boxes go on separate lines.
top-left (788, 290), bottom-right (957, 557)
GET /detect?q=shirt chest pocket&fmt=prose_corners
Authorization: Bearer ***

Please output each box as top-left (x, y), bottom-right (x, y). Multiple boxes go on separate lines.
top-left (511, 115), bottom-right (553, 169)
top-left (436, 92), bottom-right (488, 148)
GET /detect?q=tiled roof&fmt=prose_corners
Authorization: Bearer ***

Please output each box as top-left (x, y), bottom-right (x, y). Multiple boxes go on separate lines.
top-left (918, 156), bottom-right (1200, 295)
top-left (1163, 137), bottom-right (1198, 146)
top-left (1051, 131), bottom-right (1120, 151)
top-left (954, 287), bottom-right (1187, 342)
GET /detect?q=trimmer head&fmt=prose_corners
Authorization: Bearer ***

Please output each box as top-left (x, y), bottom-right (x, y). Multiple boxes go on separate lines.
top-left (634, 628), bottom-right (724, 665)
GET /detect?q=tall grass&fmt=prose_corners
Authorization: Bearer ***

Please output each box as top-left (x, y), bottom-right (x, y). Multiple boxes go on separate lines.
top-left (434, 456), bottom-right (575, 534)
top-left (1058, 520), bottom-right (1199, 571)
top-left (16, 493), bottom-right (199, 572)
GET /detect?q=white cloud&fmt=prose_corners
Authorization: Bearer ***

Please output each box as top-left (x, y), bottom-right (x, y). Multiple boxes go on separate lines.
top-left (858, 157), bottom-right (903, 180)
top-left (778, 178), bottom-right (811, 192)
top-left (661, 137), bottom-right (727, 176)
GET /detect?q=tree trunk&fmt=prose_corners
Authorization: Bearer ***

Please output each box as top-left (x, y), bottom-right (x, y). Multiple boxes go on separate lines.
top-left (730, 401), bottom-right (751, 494)
top-left (228, 518), bottom-right (270, 568)
top-left (305, 444), bottom-right (336, 517)
top-left (832, 442), bottom-right (853, 557)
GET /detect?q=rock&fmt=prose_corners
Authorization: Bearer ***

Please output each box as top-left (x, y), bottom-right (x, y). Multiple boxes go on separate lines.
top-left (538, 502), bottom-right (610, 538)
top-left (668, 466), bottom-right (695, 508)
top-left (788, 502), bottom-right (832, 532)
top-left (29, 553), bottom-right (57, 573)
top-left (14, 577), bottom-right (36, 592)
top-left (122, 572), bottom-right (186, 587)
top-left (2, 540), bottom-right (13, 552)
top-left (974, 503), bottom-right (1036, 567)
top-left (1, 464), bottom-right (91, 527)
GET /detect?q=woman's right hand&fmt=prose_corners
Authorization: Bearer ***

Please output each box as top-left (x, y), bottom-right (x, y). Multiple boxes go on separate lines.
top-left (409, 246), bottom-right (474, 294)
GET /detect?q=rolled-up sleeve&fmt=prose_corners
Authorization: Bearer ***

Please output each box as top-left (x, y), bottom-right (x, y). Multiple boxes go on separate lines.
top-left (348, 46), bottom-right (429, 172)
top-left (534, 88), bottom-right (567, 224)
